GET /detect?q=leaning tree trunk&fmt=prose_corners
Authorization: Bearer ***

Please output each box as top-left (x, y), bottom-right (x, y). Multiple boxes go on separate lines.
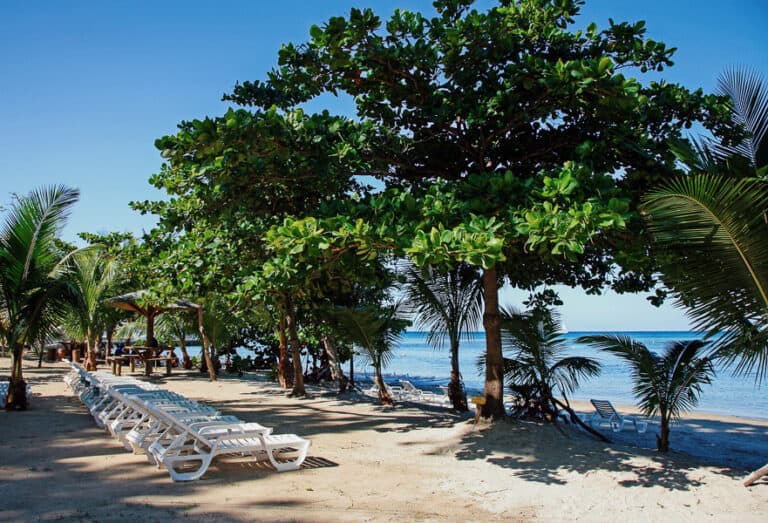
top-left (448, 339), bottom-right (468, 411)
top-left (197, 307), bottom-right (217, 381)
top-left (744, 463), bottom-right (768, 486)
top-left (276, 316), bottom-right (292, 388)
top-left (374, 363), bottom-right (393, 406)
top-left (178, 337), bottom-right (192, 370)
top-left (321, 333), bottom-right (348, 393)
top-left (285, 297), bottom-right (305, 397)
top-left (480, 265), bottom-right (505, 419)
top-left (6, 343), bottom-right (28, 410)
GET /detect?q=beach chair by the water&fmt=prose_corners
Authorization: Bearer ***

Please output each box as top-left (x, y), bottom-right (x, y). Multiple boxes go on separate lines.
top-left (399, 380), bottom-right (450, 406)
top-left (365, 381), bottom-right (406, 401)
top-left (586, 399), bottom-right (647, 433)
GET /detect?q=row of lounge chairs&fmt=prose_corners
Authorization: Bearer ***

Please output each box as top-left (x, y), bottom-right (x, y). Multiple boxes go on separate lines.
top-left (64, 363), bottom-right (310, 481)
top-left (365, 379), bottom-right (452, 407)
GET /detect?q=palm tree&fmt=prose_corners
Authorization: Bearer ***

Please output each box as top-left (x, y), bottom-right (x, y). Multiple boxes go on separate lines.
top-left (577, 335), bottom-right (716, 452)
top-left (63, 248), bottom-right (121, 371)
top-left (155, 312), bottom-right (197, 369)
top-left (0, 185), bottom-right (79, 409)
top-left (497, 307), bottom-right (600, 421)
top-left (330, 304), bottom-right (409, 405)
top-left (642, 67), bottom-right (768, 481)
top-left (403, 263), bottom-right (483, 411)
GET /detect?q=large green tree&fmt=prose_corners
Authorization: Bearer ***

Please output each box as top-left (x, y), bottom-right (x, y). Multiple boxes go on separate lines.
top-left (0, 186), bottom-right (79, 409)
top-left (133, 107), bottom-right (374, 390)
top-left (226, 0), bottom-right (734, 418)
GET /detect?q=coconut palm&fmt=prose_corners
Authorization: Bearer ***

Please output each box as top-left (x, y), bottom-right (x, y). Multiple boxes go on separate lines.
top-left (62, 248), bottom-right (122, 370)
top-left (155, 312), bottom-right (197, 369)
top-left (578, 335), bottom-right (716, 452)
top-left (402, 263), bottom-right (483, 411)
top-left (641, 69), bottom-right (768, 480)
top-left (0, 185), bottom-right (79, 409)
top-left (329, 304), bottom-right (409, 405)
top-left (496, 307), bottom-right (600, 420)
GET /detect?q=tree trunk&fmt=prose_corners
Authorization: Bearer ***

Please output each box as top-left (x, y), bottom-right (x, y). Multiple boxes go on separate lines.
top-left (144, 312), bottom-right (155, 377)
top-left (178, 337), bottom-right (192, 370)
top-left (197, 307), bottom-right (217, 381)
top-left (84, 328), bottom-right (98, 371)
top-left (448, 339), bottom-right (468, 411)
top-left (285, 297), bottom-right (305, 397)
top-left (321, 333), bottom-right (348, 393)
top-left (551, 397), bottom-right (611, 443)
top-left (374, 363), bottom-right (393, 406)
top-left (37, 343), bottom-right (44, 368)
top-left (6, 343), bottom-right (28, 410)
top-left (744, 463), bottom-right (768, 486)
top-left (276, 316), bottom-right (292, 388)
top-left (657, 414), bottom-right (670, 452)
top-left (106, 328), bottom-right (113, 357)
top-left (480, 265), bottom-right (505, 419)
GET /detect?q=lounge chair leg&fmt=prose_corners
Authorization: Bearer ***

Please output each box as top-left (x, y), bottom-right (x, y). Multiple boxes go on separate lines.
top-left (266, 439), bottom-right (310, 472)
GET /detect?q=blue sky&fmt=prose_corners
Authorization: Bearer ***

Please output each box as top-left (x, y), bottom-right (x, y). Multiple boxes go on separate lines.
top-left (1, 0), bottom-right (766, 330)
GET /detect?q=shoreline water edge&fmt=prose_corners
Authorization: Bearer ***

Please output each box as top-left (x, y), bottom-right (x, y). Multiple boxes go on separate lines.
top-left (187, 330), bottom-right (765, 420)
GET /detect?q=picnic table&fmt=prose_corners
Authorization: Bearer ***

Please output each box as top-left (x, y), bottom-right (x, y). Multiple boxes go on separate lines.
top-left (108, 346), bottom-right (175, 376)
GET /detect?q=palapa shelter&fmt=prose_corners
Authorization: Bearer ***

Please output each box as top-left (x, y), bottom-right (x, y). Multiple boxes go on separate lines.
top-left (105, 290), bottom-right (202, 375)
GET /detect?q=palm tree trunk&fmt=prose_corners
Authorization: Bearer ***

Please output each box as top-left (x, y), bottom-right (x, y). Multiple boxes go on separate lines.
top-left (144, 313), bottom-right (155, 377)
top-left (321, 333), bottom-right (348, 392)
top-left (658, 411), bottom-right (671, 452)
top-left (480, 265), bottom-right (505, 419)
top-left (85, 328), bottom-right (98, 371)
top-left (285, 297), bottom-right (305, 397)
top-left (197, 307), bottom-right (217, 381)
top-left (374, 363), bottom-right (392, 405)
top-left (448, 339), bottom-right (468, 411)
top-left (276, 316), bottom-right (292, 388)
top-left (7, 343), bottom-right (28, 410)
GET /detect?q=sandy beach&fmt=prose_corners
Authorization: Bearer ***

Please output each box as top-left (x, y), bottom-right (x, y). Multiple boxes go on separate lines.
top-left (1, 356), bottom-right (767, 522)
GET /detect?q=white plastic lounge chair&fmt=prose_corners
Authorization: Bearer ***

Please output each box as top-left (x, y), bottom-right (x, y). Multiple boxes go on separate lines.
top-left (399, 380), bottom-right (450, 406)
top-left (586, 399), bottom-right (648, 433)
top-left (146, 405), bottom-right (309, 481)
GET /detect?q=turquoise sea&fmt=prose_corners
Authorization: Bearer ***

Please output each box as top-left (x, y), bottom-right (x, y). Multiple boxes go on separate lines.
top-left (190, 331), bottom-right (766, 420)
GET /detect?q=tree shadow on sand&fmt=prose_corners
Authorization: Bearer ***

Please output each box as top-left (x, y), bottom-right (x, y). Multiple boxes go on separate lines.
top-left (450, 420), bottom-right (747, 490)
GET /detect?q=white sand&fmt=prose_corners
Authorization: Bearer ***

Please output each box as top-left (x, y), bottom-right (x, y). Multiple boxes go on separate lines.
top-left (1, 357), bottom-right (766, 522)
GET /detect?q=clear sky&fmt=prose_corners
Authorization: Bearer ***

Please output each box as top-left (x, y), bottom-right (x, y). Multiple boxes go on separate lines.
top-left (1, 0), bottom-right (766, 331)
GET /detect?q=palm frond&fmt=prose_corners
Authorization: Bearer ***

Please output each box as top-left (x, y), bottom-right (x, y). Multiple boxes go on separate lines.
top-left (715, 67), bottom-right (768, 169)
top-left (642, 175), bottom-right (768, 379)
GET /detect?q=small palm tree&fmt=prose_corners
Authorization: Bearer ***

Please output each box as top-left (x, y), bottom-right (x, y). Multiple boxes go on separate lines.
top-left (498, 307), bottom-right (600, 420)
top-left (63, 248), bottom-right (121, 370)
top-left (578, 335), bottom-right (716, 452)
top-left (155, 312), bottom-right (197, 369)
top-left (330, 304), bottom-right (409, 405)
top-left (0, 186), bottom-right (79, 409)
top-left (403, 263), bottom-right (483, 411)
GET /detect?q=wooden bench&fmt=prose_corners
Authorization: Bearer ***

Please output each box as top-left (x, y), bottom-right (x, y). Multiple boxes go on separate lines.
top-left (145, 357), bottom-right (173, 376)
top-left (107, 357), bottom-right (127, 376)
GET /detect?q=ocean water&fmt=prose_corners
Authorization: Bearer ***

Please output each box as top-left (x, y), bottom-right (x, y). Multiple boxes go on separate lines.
top-left (187, 331), bottom-right (766, 419)
top-left (371, 331), bottom-right (766, 420)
